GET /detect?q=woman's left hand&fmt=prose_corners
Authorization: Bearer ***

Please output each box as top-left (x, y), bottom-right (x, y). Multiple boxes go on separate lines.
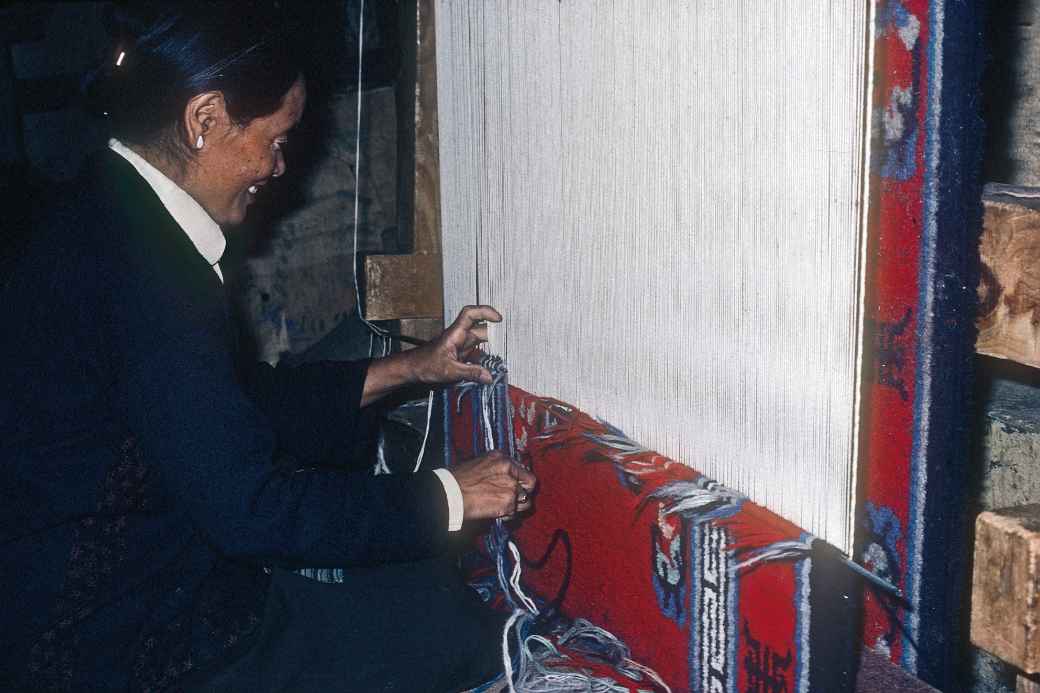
top-left (359, 305), bottom-right (502, 406)
top-left (407, 305), bottom-right (502, 386)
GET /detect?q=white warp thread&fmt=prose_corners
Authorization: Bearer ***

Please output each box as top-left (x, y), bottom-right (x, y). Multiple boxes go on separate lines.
top-left (436, 1), bottom-right (873, 553)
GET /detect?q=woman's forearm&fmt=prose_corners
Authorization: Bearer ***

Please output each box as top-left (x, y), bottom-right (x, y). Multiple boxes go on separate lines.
top-left (360, 350), bottom-right (418, 407)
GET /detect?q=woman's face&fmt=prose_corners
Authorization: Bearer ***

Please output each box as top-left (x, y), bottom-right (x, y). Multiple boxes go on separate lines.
top-left (193, 77), bottom-right (306, 226)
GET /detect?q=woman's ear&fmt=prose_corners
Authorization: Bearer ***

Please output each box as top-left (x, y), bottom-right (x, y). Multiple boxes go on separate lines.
top-left (183, 91), bottom-right (229, 150)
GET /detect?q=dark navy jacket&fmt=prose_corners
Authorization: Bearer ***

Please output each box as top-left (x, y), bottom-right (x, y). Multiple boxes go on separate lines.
top-left (0, 153), bottom-right (450, 691)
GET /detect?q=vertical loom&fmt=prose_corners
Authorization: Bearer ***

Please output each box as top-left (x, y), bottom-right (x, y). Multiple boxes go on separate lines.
top-left (436, 1), bottom-right (874, 554)
top-left (431, 1), bottom-right (984, 688)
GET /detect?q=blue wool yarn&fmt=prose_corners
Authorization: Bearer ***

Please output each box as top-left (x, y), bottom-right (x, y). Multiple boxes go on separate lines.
top-left (469, 356), bottom-right (670, 693)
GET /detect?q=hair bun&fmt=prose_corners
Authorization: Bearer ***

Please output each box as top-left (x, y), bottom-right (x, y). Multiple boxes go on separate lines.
top-left (106, 2), bottom-right (175, 41)
top-left (82, 3), bottom-right (178, 119)
top-left (81, 59), bottom-right (118, 118)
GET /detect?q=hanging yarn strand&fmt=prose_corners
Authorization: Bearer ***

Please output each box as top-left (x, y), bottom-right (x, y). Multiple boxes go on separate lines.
top-left (412, 389), bottom-right (435, 473)
top-left (349, 0), bottom-right (391, 357)
top-left (471, 357), bottom-right (669, 693)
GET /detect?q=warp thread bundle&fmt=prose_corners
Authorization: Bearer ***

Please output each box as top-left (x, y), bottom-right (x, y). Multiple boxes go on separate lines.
top-left (468, 355), bottom-right (670, 693)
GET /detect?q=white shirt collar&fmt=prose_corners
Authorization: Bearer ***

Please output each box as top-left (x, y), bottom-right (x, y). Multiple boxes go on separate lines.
top-left (108, 138), bottom-right (226, 282)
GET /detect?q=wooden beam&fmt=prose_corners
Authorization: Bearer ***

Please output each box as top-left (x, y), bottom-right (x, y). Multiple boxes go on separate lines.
top-left (397, 317), bottom-right (444, 349)
top-left (363, 253), bottom-right (442, 321)
top-left (410, 0), bottom-right (441, 258)
top-left (971, 504), bottom-right (1040, 673)
top-left (364, 0), bottom-right (443, 330)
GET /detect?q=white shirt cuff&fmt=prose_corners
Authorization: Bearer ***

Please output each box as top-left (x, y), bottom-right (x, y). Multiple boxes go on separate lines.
top-left (432, 468), bottom-right (464, 532)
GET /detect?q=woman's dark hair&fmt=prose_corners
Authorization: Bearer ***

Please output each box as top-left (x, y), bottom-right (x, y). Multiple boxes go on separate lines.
top-left (85, 2), bottom-right (301, 157)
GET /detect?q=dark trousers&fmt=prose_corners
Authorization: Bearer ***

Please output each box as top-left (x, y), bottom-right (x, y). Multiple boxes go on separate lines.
top-left (183, 558), bottom-right (505, 692)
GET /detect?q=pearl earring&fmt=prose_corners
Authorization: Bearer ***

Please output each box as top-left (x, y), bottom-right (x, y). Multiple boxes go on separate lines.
top-left (195, 135), bottom-right (204, 150)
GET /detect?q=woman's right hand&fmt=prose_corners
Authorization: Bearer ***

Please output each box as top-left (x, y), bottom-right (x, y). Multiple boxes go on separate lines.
top-left (451, 451), bottom-right (537, 521)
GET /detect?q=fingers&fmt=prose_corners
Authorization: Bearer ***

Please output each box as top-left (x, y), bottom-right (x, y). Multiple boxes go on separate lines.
top-left (472, 366), bottom-right (494, 385)
top-left (461, 345), bottom-right (484, 363)
top-left (410, 307), bottom-right (499, 386)
top-left (509, 460), bottom-right (537, 494)
top-left (452, 305), bottom-right (503, 331)
top-left (456, 452), bottom-right (537, 521)
top-left (454, 306), bottom-right (499, 350)
top-left (449, 305), bottom-right (502, 350)
top-left (483, 481), bottom-right (525, 521)
top-left (419, 305), bottom-right (501, 388)
top-left (467, 323), bottom-right (489, 345)
top-left (501, 458), bottom-right (536, 518)
top-left (510, 470), bottom-right (535, 518)
top-left (451, 362), bottom-right (491, 385)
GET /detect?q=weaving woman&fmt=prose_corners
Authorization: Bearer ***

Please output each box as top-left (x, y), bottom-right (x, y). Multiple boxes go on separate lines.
top-left (0, 5), bottom-right (535, 691)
